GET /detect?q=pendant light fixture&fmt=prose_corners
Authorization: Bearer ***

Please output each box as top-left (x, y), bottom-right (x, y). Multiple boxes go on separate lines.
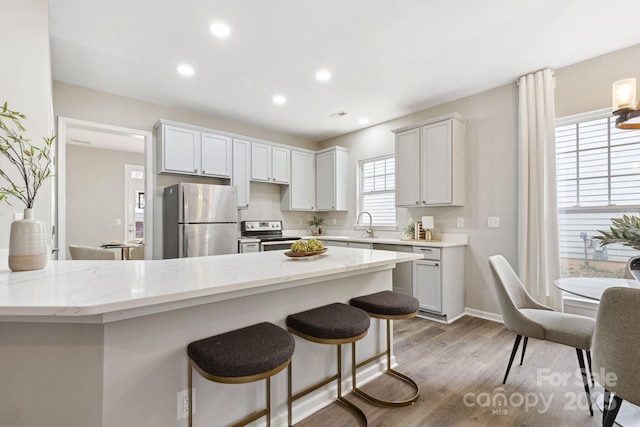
top-left (612, 78), bottom-right (640, 129)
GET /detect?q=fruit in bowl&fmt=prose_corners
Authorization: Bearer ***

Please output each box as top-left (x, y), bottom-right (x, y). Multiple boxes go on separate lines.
top-left (291, 240), bottom-right (309, 253)
top-left (307, 239), bottom-right (324, 252)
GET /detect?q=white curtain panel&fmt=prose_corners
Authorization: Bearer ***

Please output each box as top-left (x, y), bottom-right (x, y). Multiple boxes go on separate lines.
top-left (517, 68), bottom-right (562, 310)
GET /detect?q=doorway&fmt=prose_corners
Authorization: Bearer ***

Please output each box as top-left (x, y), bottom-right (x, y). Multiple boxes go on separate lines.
top-left (55, 117), bottom-right (153, 260)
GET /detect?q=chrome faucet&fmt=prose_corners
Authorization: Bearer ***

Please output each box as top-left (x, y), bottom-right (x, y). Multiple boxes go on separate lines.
top-left (357, 211), bottom-right (374, 238)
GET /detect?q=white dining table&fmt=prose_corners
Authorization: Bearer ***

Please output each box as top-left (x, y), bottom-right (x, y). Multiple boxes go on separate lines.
top-left (554, 277), bottom-right (640, 301)
top-left (554, 276), bottom-right (640, 427)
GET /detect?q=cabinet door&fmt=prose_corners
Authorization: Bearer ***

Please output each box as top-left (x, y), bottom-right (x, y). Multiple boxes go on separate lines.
top-left (271, 146), bottom-right (290, 183)
top-left (251, 142), bottom-right (271, 181)
top-left (163, 125), bottom-right (199, 174)
top-left (413, 259), bottom-right (441, 313)
top-left (232, 139), bottom-right (251, 208)
top-left (201, 133), bottom-right (231, 177)
top-left (290, 151), bottom-right (315, 210)
top-left (422, 120), bottom-right (452, 205)
top-left (315, 150), bottom-right (335, 210)
top-left (395, 128), bottom-right (421, 206)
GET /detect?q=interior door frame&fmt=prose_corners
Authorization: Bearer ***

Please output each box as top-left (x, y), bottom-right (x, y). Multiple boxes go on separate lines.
top-left (56, 117), bottom-right (154, 260)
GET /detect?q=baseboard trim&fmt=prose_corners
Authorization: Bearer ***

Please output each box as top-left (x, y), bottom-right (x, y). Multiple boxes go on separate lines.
top-left (464, 307), bottom-right (503, 323)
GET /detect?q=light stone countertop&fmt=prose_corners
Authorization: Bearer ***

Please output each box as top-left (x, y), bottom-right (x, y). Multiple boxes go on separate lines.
top-left (301, 233), bottom-right (469, 248)
top-left (0, 247), bottom-right (421, 323)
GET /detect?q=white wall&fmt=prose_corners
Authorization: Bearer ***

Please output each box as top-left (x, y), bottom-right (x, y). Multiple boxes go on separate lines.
top-left (0, 0), bottom-right (53, 249)
top-left (66, 145), bottom-right (144, 258)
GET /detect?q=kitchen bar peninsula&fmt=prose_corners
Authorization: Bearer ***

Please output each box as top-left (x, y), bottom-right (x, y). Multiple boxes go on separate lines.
top-left (0, 247), bottom-right (420, 427)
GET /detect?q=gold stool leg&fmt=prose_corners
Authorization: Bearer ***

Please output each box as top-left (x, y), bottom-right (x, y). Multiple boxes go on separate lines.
top-left (335, 344), bottom-right (368, 425)
top-left (188, 360), bottom-right (193, 427)
top-left (352, 318), bottom-right (420, 407)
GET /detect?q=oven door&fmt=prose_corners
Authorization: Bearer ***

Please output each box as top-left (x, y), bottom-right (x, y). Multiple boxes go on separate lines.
top-left (260, 240), bottom-right (300, 251)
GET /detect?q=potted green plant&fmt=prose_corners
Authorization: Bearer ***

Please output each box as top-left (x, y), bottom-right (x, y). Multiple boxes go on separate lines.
top-left (307, 215), bottom-right (325, 235)
top-left (593, 215), bottom-right (640, 250)
top-left (402, 221), bottom-right (416, 239)
top-left (0, 102), bottom-right (55, 271)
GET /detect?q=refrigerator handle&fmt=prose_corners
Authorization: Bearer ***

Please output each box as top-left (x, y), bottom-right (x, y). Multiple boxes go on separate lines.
top-left (182, 188), bottom-right (188, 224)
top-left (183, 230), bottom-right (188, 258)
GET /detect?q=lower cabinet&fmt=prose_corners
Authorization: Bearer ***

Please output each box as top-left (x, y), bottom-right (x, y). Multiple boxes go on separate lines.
top-left (412, 245), bottom-right (465, 323)
top-left (321, 239), bottom-right (372, 249)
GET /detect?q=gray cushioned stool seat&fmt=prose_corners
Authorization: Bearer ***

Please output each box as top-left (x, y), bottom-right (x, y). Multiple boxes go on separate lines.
top-left (287, 302), bottom-right (370, 340)
top-left (350, 291), bottom-right (419, 316)
top-left (188, 322), bottom-right (295, 378)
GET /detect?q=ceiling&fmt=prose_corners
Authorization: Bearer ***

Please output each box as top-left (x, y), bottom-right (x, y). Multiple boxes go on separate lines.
top-left (66, 126), bottom-right (144, 153)
top-left (49, 0), bottom-right (640, 142)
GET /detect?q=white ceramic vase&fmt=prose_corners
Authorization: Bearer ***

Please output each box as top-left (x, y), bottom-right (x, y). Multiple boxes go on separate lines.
top-left (8, 208), bottom-right (48, 271)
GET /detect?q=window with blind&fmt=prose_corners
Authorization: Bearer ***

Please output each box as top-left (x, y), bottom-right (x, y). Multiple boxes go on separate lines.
top-left (557, 116), bottom-right (640, 207)
top-left (555, 112), bottom-right (640, 277)
top-left (359, 155), bottom-right (396, 226)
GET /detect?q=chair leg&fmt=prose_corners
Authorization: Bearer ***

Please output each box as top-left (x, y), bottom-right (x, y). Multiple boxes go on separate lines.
top-left (604, 395), bottom-right (623, 427)
top-left (575, 348), bottom-right (593, 416)
top-left (503, 335), bottom-right (522, 384)
top-left (603, 389), bottom-right (611, 424)
top-left (585, 350), bottom-right (594, 387)
top-left (519, 336), bottom-right (528, 365)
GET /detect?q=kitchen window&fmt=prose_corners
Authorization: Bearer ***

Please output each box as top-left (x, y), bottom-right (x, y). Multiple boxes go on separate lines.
top-left (359, 155), bottom-right (396, 226)
top-left (555, 109), bottom-right (640, 278)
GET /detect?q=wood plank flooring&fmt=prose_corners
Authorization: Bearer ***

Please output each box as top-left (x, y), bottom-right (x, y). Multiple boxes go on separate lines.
top-left (296, 316), bottom-right (603, 427)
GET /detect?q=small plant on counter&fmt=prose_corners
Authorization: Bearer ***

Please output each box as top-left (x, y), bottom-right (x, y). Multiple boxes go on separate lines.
top-left (307, 215), bottom-right (325, 235)
top-left (402, 221), bottom-right (416, 238)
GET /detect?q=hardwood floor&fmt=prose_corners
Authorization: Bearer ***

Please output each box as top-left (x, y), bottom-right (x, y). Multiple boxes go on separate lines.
top-left (296, 316), bottom-right (603, 427)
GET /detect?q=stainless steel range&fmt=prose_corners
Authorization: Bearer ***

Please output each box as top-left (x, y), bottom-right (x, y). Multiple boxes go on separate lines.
top-left (240, 221), bottom-right (301, 252)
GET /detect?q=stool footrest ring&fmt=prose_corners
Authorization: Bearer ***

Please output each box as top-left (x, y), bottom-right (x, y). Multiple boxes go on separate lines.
top-left (352, 368), bottom-right (420, 407)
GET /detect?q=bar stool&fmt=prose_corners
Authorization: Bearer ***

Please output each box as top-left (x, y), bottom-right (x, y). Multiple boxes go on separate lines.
top-left (286, 302), bottom-right (370, 426)
top-left (350, 290), bottom-right (420, 406)
top-left (187, 322), bottom-right (295, 427)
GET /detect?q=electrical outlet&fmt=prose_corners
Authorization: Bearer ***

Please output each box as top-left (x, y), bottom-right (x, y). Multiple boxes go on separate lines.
top-left (333, 218), bottom-right (337, 225)
top-left (456, 217), bottom-right (464, 228)
top-left (177, 388), bottom-right (196, 420)
top-left (488, 217), bottom-right (500, 228)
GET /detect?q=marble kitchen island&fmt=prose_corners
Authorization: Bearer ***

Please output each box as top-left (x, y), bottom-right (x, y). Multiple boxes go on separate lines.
top-left (0, 247), bottom-right (420, 427)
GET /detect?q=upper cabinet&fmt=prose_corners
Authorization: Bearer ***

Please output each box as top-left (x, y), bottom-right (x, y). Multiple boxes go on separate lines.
top-left (156, 121), bottom-right (232, 179)
top-left (393, 113), bottom-right (466, 207)
top-left (315, 146), bottom-right (349, 211)
top-left (232, 139), bottom-right (251, 209)
top-left (281, 150), bottom-right (316, 211)
top-left (251, 142), bottom-right (290, 184)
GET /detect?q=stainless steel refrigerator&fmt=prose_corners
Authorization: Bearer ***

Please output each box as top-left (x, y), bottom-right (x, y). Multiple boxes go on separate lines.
top-left (163, 183), bottom-right (238, 258)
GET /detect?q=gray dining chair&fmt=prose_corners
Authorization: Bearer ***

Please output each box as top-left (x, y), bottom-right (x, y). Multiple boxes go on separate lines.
top-left (488, 255), bottom-right (596, 415)
top-left (593, 287), bottom-right (640, 427)
top-left (68, 245), bottom-right (117, 260)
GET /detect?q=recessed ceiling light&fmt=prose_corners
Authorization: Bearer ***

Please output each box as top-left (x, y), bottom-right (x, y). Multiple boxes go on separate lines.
top-left (359, 118), bottom-right (369, 125)
top-left (273, 95), bottom-right (287, 105)
top-left (315, 70), bottom-right (331, 81)
top-left (177, 64), bottom-right (195, 77)
top-left (210, 22), bottom-right (231, 38)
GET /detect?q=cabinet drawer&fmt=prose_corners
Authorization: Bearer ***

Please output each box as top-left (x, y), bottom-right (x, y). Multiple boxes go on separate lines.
top-left (412, 246), bottom-right (441, 260)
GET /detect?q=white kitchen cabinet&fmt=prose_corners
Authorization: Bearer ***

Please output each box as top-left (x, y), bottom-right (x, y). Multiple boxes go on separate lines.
top-left (201, 132), bottom-right (232, 177)
top-left (281, 150), bottom-right (315, 211)
top-left (156, 121), bottom-right (231, 178)
top-left (232, 139), bottom-right (251, 209)
top-left (315, 146), bottom-right (349, 211)
top-left (251, 142), bottom-right (290, 184)
top-left (159, 125), bottom-right (199, 174)
top-left (412, 245), bottom-right (465, 323)
top-left (394, 113), bottom-right (466, 207)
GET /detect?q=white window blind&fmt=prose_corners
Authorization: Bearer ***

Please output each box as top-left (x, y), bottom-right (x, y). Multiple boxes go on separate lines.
top-left (555, 113), bottom-right (640, 267)
top-left (556, 116), bottom-right (640, 208)
top-left (359, 156), bottom-right (396, 226)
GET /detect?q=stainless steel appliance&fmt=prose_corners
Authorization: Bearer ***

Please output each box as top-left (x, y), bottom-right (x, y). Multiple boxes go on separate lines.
top-left (240, 221), bottom-right (300, 252)
top-left (163, 183), bottom-right (238, 258)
